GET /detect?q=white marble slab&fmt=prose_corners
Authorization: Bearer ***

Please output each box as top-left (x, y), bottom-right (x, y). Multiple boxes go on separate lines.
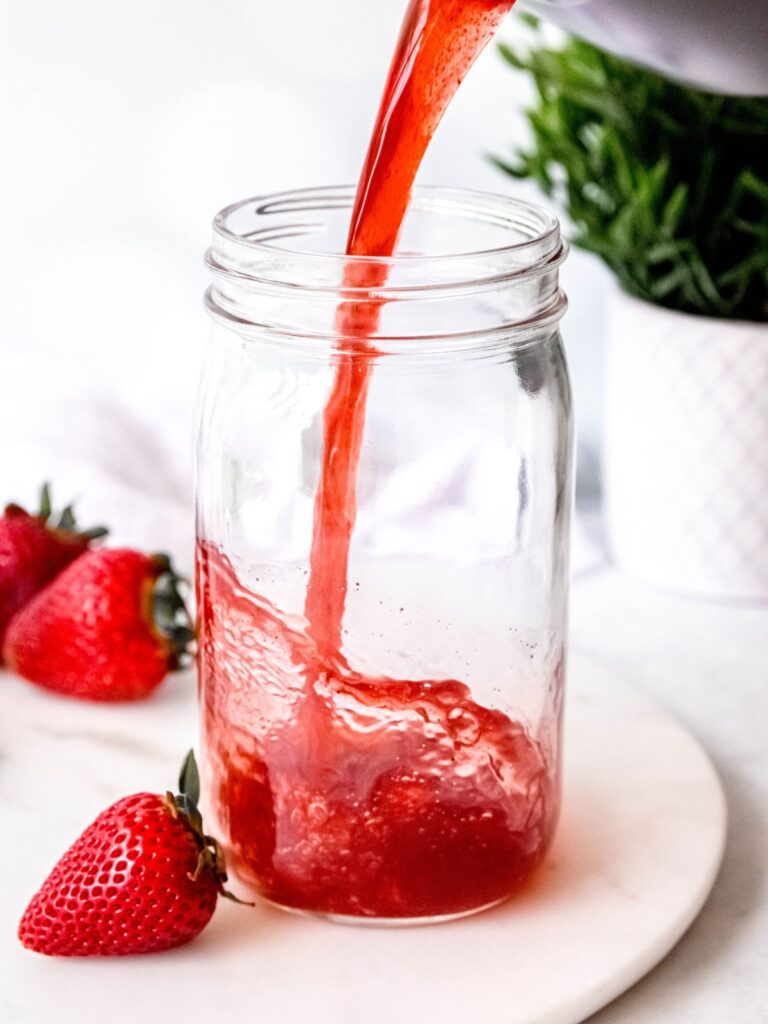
top-left (570, 568), bottom-right (768, 1024)
top-left (0, 652), bottom-right (725, 1024)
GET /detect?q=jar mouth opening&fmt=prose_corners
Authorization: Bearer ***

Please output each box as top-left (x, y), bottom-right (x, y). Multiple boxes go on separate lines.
top-left (209, 185), bottom-right (564, 294)
top-left (214, 185), bottom-right (559, 263)
top-left (206, 186), bottom-right (566, 351)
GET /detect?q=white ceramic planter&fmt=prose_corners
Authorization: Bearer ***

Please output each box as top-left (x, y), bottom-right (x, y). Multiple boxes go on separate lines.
top-left (604, 289), bottom-right (768, 600)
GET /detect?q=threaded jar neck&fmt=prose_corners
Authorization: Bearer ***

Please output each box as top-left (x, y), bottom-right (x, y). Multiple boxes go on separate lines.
top-left (205, 185), bottom-right (567, 355)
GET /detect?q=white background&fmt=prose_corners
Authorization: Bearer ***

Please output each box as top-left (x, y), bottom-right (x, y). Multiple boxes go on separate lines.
top-left (1, 7), bottom-right (766, 1022)
top-left (0, 0), bottom-right (606, 476)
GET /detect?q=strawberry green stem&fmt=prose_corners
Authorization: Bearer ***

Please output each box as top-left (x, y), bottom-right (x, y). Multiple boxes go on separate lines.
top-left (5, 482), bottom-right (109, 541)
top-left (151, 555), bottom-right (195, 667)
top-left (168, 750), bottom-right (253, 905)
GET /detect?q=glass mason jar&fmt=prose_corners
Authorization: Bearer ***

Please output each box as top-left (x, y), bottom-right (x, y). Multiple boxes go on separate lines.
top-left (197, 186), bottom-right (572, 924)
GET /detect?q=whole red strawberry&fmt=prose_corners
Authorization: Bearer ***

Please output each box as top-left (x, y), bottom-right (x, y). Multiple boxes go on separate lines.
top-left (19, 752), bottom-right (242, 956)
top-left (3, 548), bottom-right (193, 701)
top-left (0, 483), bottom-right (107, 653)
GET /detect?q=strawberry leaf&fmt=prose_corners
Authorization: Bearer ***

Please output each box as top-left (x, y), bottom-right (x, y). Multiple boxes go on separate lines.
top-left (151, 555), bottom-right (195, 667)
top-left (38, 482), bottom-right (52, 521)
top-left (179, 748), bottom-right (201, 806)
top-left (168, 750), bottom-right (254, 906)
top-left (31, 482), bottom-right (108, 540)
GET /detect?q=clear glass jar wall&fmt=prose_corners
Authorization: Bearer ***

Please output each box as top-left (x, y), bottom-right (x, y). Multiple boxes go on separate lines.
top-left (198, 186), bottom-right (572, 923)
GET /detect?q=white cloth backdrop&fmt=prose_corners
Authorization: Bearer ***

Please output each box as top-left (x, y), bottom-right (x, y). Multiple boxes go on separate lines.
top-left (0, 0), bottom-right (604, 576)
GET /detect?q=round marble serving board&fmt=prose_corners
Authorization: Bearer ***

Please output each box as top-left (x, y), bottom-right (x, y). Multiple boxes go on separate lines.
top-left (0, 653), bottom-right (726, 1024)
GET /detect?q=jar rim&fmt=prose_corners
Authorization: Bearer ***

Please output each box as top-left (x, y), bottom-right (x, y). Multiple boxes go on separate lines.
top-left (206, 185), bottom-right (567, 351)
top-left (212, 185), bottom-right (562, 278)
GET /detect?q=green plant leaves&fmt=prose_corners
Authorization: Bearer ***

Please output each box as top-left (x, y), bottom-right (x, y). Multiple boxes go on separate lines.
top-left (495, 23), bottom-right (768, 321)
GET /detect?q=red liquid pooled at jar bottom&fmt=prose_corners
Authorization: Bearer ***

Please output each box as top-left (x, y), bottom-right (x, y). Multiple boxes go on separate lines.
top-left (198, 543), bottom-right (559, 918)
top-left (200, 0), bottom-right (561, 919)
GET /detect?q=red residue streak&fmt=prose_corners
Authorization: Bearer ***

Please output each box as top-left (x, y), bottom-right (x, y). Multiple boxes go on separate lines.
top-left (199, 0), bottom-right (560, 919)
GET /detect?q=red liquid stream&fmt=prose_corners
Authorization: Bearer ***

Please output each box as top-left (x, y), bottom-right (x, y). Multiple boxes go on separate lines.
top-left (305, 0), bottom-right (517, 653)
top-left (200, 0), bottom-right (560, 919)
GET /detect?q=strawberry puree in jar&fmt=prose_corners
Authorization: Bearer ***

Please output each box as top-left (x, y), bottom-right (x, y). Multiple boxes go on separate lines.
top-left (198, 542), bottom-right (562, 919)
top-left (198, 0), bottom-right (571, 922)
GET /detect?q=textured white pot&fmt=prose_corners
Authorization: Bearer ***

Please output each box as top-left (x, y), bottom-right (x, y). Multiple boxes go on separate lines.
top-left (604, 289), bottom-right (768, 600)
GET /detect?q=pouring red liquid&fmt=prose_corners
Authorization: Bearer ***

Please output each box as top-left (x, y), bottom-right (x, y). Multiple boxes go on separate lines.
top-left (199, 0), bottom-right (560, 919)
top-left (306, 0), bottom-right (518, 651)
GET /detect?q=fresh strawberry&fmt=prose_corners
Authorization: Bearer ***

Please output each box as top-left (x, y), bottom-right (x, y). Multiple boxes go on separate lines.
top-left (3, 548), bottom-right (193, 701)
top-left (19, 751), bottom-right (243, 956)
top-left (0, 483), bottom-right (107, 653)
